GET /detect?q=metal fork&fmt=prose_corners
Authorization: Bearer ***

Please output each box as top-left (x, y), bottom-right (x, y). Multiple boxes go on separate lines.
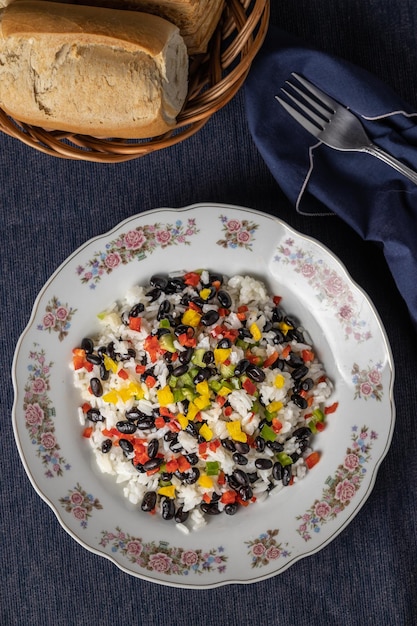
top-left (276, 72), bottom-right (417, 185)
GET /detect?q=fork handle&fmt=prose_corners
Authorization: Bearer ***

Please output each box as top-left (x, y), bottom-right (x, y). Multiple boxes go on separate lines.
top-left (365, 144), bottom-right (417, 185)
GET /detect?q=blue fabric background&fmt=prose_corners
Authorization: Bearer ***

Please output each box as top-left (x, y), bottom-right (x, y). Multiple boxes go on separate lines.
top-left (1, 2), bottom-right (416, 625)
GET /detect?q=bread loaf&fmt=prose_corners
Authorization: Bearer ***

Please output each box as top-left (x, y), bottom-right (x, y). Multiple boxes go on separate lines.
top-left (0, 0), bottom-right (189, 138)
top-left (32, 0), bottom-right (225, 54)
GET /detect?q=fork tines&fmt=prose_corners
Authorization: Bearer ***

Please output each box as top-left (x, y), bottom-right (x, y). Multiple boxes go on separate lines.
top-left (275, 73), bottom-right (336, 136)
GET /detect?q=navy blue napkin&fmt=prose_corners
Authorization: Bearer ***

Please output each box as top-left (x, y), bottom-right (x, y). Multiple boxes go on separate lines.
top-left (245, 26), bottom-right (417, 330)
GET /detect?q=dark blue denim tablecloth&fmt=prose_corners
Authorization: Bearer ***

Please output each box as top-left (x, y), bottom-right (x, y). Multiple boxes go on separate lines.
top-left (1, 2), bottom-right (416, 625)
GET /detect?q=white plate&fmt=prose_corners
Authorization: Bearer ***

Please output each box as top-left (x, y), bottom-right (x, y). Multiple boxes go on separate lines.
top-left (12, 203), bottom-right (395, 588)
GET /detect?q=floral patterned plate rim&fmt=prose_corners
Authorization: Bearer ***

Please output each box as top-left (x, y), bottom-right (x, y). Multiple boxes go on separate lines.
top-left (11, 203), bottom-right (395, 588)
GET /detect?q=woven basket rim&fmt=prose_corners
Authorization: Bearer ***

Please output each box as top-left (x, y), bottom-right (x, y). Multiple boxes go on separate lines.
top-left (0, 0), bottom-right (270, 162)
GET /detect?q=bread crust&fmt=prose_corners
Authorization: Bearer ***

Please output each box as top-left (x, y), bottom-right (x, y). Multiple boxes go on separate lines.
top-left (0, 1), bottom-right (189, 138)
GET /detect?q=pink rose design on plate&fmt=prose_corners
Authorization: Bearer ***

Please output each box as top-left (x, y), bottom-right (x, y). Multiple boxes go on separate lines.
top-left (237, 230), bottom-right (251, 244)
top-left (301, 263), bottom-right (316, 278)
top-left (335, 479), bottom-right (356, 504)
top-left (105, 252), bottom-right (121, 269)
top-left (368, 369), bottom-right (381, 385)
top-left (156, 230), bottom-right (171, 245)
top-left (32, 378), bottom-right (47, 394)
top-left (126, 541), bottom-right (143, 556)
top-left (42, 312), bottom-right (55, 328)
top-left (252, 543), bottom-right (266, 557)
top-left (360, 382), bottom-right (373, 397)
top-left (324, 274), bottom-right (346, 298)
top-left (314, 501), bottom-right (331, 519)
top-left (72, 506), bottom-right (87, 521)
top-left (266, 546), bottom-right (281, 560)
top-left (70, 491), bottom-right (85, 506)
top-left (124, 229), bottom-right (146, 250)
top-left (40, 432), bottom-right (57, 450)
top-left (25, 403), bottom-right (44, 426)
top-left (343, 453), bottom-right (360, 471)
top-left (149, 553), bottom-right (173, 573)
top-left (55, 306), bottom-right (68, 321)
top-left (227, 219), bottom-right (241, 232)
top-left (181, 550), bottom-right (199, 567)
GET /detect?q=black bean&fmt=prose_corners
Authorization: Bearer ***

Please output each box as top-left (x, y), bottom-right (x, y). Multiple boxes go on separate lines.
top-left (255, 458), bottom-right (273, 470)
top-left (141, 491), bottom-right (157, 512)
top-left (81, 337), bottom-right (94, 353)
top-left (90, 377), bottom-right (103, 397)
top-left (149, 274), bottom-right (167, 289)
top-left (293, 426), bottom-right (312, 441)
top-left (263, 321), bottom-right (273, 332)
top-left (301, 377), bottom-right (314, 391)
top-left (86, 352), bottom-right (102, 366)
top-left (179, 347), bottom-right (193, 365)
top-left (209, 273), bottom-right (223, 285)
top-left (201, 310), bottom-right (220, 326)
top-left (146, 287), bottom-right (161, 302)
top-left (203, 350), bottom-right (214, 365)
top-left (224, 503), bottom-right (239, 516)
top-left (119, 438), bottom-right (134, 455)
top-left (217, 337), bottom-right (231, 349)
top-left (175, 506), bottom-right (189, 524)
top-left (156, 327), bottom-right (171, 339)
top-left (233, 452), bottom-right (248, 465)
top-left (164, 430), bottom-right (177, 442)
top-left (233, 469), bottom-right (249, 486)
top-left (200, 502), bottom-right (221, 515)
top-left (238, 485), bottom-right (253, 501)
top-left (100, 363), bottom-right (110, 381)
top-left (147, 438), bottom-right (159, 459)
top-left (234, 441), bottom-right (250, 454)
top-left (165, 277), bottom-right (185, 293)
top-left (174, 324), bottom-right (194, 337)
top-left (271, 328), bottom-right (285, 344)
top-left (125, 408), bottom-right (142, 421)
top-left (291, 365), bottom-right (309, 380)
top-left (227, 474), bottom-right (241, 490)
top-left (106, 342), bottom-right (116, 360)
top-left (136, 416), bottom-right (156, 430)
top-left (162, 498), bottom-right (176, 520)
top-left (272, 358), bottom-right (285, 371)
top-left (246, 364), bottom-right (266, 382)
top-left (101, 439), bottom-right (112, 453)
top-left (287, 354), bottom-right (304, 368)
top-left (266, 440), bottom-right (284, 452)
top-left (202, 286), bottom-right (217, 301)
top-left (185, 422), bottom-right (199, 438)
top-left (272, 306), bottom-right (284, 322)
top-left (254, 436), bottom-right (266, 452)
top-left (157, 300), bottom-right (171, 321)
top-left (169, 438), bottom-right (183, 453)
top-left (143, 457), bottom-right (163, 472)
top-left (185, 467), bottom-right (200, 484)
top-left (116, 420), bottom-right (137, 435)
top-left (160, 472), bottom-right (173, 482)
top-left (217, 290), bottom-right (232, 308)
top-left (288, 328), bottom-right (305, 342)
top-left (86, 408), bottom-right (103, 422)
top-left (291, 394), bottom-right (308, 409)
top-left (184, 453), bottom-right (199, 466)
top-left (172, 363), bottom-right (189, 377)
top-left (282, 465), bottom-right (292, 486)
top-left (247, 472), bottom-right (260, 484)
top-left (221, 438), bottom-right (236, 452)
top-left (272, 462), bottom-right (283, 481)
top-left (129, 302), bottom-right (145, 317)
top-left (193, 368), bottom-right (211, 384)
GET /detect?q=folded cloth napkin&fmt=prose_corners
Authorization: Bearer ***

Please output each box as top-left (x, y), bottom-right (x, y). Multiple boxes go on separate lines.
top-left (245, 26), bottom-right (417, 330)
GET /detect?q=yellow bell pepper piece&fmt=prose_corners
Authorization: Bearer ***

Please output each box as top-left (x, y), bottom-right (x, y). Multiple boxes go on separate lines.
top-left (102, 390), bottom-right (119, 404)
top-left (182, 309), bottom-right (201, 327)
top-left (194, 395), bottom-right (211, 411)
top-left (103, 354), bottom-right (118, 374)
top-left (199, 288), bottom-right (212, 301)
top-left (249, 322), bottom-right (262, 342)
top-left (214, 348), bottom-right (231, 365)
top-left (274, 374), bottom-right (285, 389)
top-left (177, 414), bottom-right (189, 430)
top-left (158, 485), bottom-right (176, 498)
top-left (199, 423), bottom-right (213, 441)
top-left (279, 321), bottom-right (293, 335)
top-left (217, 385), bottom-right (232, 397)
top-left (267, 400), bottom-right (283, 413)
top-left (157, 385), bottom-right (174, 406)
top-left (226, 420), bottom-right (247, 442)
top-left (198, 474), bottom-right (213, 489)
top-left (186, 402), bottom-right (200, 421)
top-left (196, 380), bottom-right (210, 396)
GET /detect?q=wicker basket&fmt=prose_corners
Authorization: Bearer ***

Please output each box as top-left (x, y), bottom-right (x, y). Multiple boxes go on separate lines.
top-left (0, 0), bottom-right (269, 162)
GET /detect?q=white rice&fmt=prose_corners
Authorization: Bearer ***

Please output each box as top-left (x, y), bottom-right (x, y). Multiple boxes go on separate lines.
top-left (72, 271), bottom-right (335, 531)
